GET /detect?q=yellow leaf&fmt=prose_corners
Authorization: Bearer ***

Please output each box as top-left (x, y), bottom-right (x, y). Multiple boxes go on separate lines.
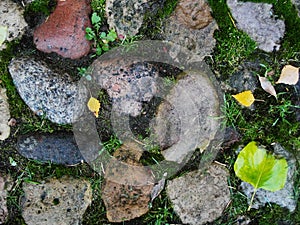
top-left (232, 90), bottom-right (255, 107)
top-left (276, 65), bottom-right (299, 85)
top-left (87, 97), bottom-right (100, 117)
top-left (0, 26), bottom-right (8, 46)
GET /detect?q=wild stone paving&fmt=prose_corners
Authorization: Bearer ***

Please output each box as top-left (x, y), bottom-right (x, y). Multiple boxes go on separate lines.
top-left (22, 177), bottom-right (92, 225)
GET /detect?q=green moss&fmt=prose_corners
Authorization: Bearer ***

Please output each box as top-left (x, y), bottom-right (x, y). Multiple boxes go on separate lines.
top-left (25, 0), bottom-right (55, 16)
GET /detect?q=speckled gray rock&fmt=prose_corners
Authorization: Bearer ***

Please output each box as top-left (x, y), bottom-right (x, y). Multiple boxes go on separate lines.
top-left (8, 57), bottom-right (83, 124)
top-left (0, 0), bottom-right (28, 50)
top-left (228, 62), bottom-right (259, 93)
top-left (227, 0), bottom-right (285, 52)
top-left (0, 174), bottom-right (12, 224)
top-left (166, 164), bottom-right (230, 225)
top-left (162, 0), bottom-right (218, 60)
top-left (106, 0), bottom-right (163, 36)
top-left (22, 176), bottom-right (92, 225)
top-left (90, 57), bottom-right (158, 116)
top-left (151, 71), bottom-right (223, 164)
top-left (17, 133), bottom-right (84, 165)
top-left (292, 0), bottom-right (300, 17)
top-left (0, 88), bottom-right (10, 141)
top-left (240, 143), bottom-right (297, 212)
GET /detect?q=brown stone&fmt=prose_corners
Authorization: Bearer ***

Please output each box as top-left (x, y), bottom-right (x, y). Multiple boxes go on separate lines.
top-left (102, 140), bottom-right (154, 222)
top-left (173, 0), bottom-right (213, 29)
top-left (33, 0), bottom-right (91, 59)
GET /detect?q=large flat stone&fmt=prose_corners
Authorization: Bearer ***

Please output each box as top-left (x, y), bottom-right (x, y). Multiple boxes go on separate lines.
top-left (227, 0), bottom-right (285, 52)
top-left (166, 164), bottom-right (230, 225)
top-left (22, 177), bottom-right (92, 225)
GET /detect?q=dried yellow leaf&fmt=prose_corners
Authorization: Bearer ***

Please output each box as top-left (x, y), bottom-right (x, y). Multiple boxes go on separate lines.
top-left (87, 97), bottom-right (100, 118)
top-left (232, 90), bottom-right (255, 107)
top-left (276, 65), bottom-right (299, 85)
top-left (258, 76), bottom-right (277, 99)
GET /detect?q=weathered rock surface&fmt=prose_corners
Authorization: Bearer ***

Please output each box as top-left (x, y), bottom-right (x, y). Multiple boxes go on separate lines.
top-left (0, 174), bottom-right (12, 224)
top-left (106, 0), bottom-right (163, 36)
top-left (163, 0), bottom-right (218, 60)
top-left (151, 71), bottom-right (223, 163)
top-left (240, 143), bottom-right (297, 212)
top-left (33, 0), bottom-right (91, 59)
top-left (0, 0), bottom-right (28, 50)
top-left (227, 0), bottom-right (285, 52)
top-left (17, 132), bottom-right (84, 165)
top-left (166, 164), bottom-right (230, 225)
top-left (90, 57), bottom-right (158, 116)
top-left (8, 57), bottom-right (82, 124)
top-left (102, 141), bottom-right (154, 222)
top-left (292, 0), bottom-right (300, 17)
top-left (0, 88), bottom-right (10, 141)
top-left (228, 62), bottom-right (259, 93)
top-left (22, 177), bottom-right (92, 225)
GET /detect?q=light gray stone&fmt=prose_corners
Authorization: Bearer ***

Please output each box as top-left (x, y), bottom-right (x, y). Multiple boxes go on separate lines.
top-left (22, 177), bottom-right (92, 225)
top-left (151, 71), bottom-right (223, 164)
top-left (166, 164), bottom-right (230, 225)
top-left (240, 143), bottom-right (297, 212)
top-left (106, 0), bottom-right (162, 36)
top-left (227, 0), bottom-right (285, 52)
top-left (0, 0), bottom-right (28, 50)
top-left (292, 0), bottom-right (300, 17)
top-left (8, 57), bottom-right (83, 124)
top-left (0, 88), bottom-right (10, 141)
top-left (0, 174), bottom-right (12, 224)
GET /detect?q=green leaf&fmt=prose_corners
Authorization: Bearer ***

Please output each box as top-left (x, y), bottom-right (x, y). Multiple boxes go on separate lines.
top-left (91, 12), bottom-right (101, 24)
top-left (234, 141), bottom-right (288, 192)
top-left (106, 30), bottom-right (117, 42)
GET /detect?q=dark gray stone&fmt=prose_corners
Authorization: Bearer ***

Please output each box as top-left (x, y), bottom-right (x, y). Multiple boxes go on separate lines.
top-left (8, 57), bottom-right (83, 124)
top-left (17, 133), bottom-right (84, 165)
top-left (227, 0), bottom-right (285, 52)
top-left (240, 143), bottom-right (297, 212)
top-left (22, 177), bottom-right (92, 225)
top-left (166, 164), bottom-right (230, 225)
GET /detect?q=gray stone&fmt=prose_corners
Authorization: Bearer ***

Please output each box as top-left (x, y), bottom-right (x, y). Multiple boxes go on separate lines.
top-left (227, 0), bottom-right (285, 52)
top-left (0, 0), bottom-right (28, 50)
top-left (8, 57), bottom-right (83, 124)
top-left (22, 176), bottom-right (92, 225)
top-left (90, 57), bottom-right (159, 116)
top-left (105, 0), bottom-right (162, 36)
top-left (228, 62), bottom-right (259, 93)
top-left (17, 132), bottom-right (84, 165)
top-left (0, 174), bottom-right (12, 224)
top-left (0, 88), bottom-right (10, 141)
top-left (166, 164), bottom-right (230, 225)
top-left (240, 143), bottom-right (297, 212)
top-left (292, 0), bottom-right (300, 17)
top-left (163, 0), bottom-right (218, 60)
top-left (151, 71), bottom-right (223, 164)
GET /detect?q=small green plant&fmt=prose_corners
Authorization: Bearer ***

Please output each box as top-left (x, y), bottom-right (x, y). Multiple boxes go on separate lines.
top-left (234, 141), bottom-right (288, 211)
top-left (85, 12), bottom-right (117, 57)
